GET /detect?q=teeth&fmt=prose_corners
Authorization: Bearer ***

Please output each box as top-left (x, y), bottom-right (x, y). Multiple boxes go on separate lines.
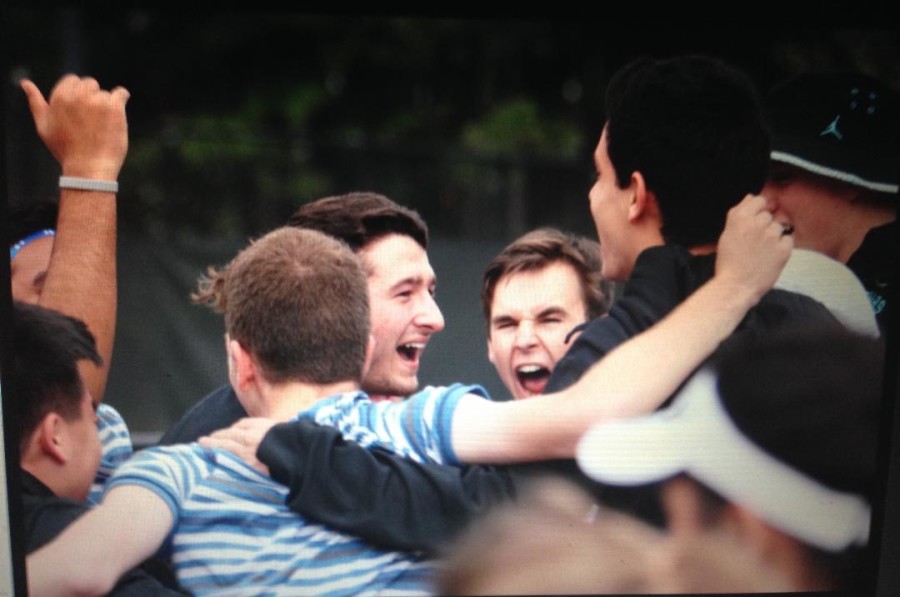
top-left (517, 365), bottom-right (543, 374)
top-left (398, 343), bottom-right (425, 359)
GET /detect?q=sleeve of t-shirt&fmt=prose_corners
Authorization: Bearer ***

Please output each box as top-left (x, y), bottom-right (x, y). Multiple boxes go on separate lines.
top-left (104, 445), bottom-right (206, 535)
top-left (258, 419), bottom-right (517, 555)
top-left (545, 246), bottom-right (701, 393)
top-left (90, 403), bottom-right (135, 504)
top-left (300, 383), bottom-right (489, 464)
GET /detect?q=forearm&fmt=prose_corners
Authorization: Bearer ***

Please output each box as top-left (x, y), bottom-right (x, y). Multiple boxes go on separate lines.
top-left (40, 187), bottom-right (117, 403)
top-left (22, 75), bottom-right (128, 403)
top-left (261, 420), bottom-right (516, 554)
top-left (26, 486), bottom-right (172, 596)
top-left (451, 274), bottom-right (759, 463)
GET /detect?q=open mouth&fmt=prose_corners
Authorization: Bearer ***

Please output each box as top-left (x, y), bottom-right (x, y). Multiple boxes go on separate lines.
top-left (398, 343), bottom-right (425, 363)
top-left (516, 364), bottom-right (551, 395)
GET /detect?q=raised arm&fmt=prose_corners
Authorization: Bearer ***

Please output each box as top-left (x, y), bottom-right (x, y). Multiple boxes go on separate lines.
top-left (26, 485), bottom-right (173, 596)
top-left (451, 194), bottom-right (793, 463)
top-left (21, 74), bottom-right (129, 403)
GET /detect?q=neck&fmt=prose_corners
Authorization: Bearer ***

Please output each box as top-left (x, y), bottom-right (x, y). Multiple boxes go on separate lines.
top-left (688, 243), bottom-right (717, 256)
top-left (833, 207), bottom-right (896, 264)
top-left (244, 379), bottom-right (360, 420)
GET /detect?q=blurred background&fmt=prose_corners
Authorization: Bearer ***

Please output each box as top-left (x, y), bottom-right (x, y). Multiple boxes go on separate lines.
top-left (4, 7), bottom-right (900, 441)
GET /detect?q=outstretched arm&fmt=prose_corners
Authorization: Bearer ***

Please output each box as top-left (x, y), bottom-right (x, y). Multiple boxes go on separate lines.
top-left (451, 194), bottom-right (793, 463)
top-left (21, 74), bottom-right (129, 403)
top-left (26, 485), bottom-right (173, 596)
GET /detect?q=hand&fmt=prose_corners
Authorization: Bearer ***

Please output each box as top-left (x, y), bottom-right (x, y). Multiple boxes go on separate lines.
top-left (21, 74), bottom-right (130, 180)
top-left (714, 194), bottom-right (793, 304)
top-left (198, 417), bottom-right (277, 476)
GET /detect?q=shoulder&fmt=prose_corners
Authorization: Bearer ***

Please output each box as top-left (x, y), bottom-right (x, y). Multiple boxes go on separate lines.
top-left (772, 249), bottom-right (879, 338)
top-left (158, 384), bottom-right (247, 445)
top-left (409, 383), bottom-right (490, 401)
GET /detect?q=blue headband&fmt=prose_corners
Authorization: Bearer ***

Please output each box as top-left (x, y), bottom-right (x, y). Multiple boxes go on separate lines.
top-left (10, 229), bottom-right (55, 261)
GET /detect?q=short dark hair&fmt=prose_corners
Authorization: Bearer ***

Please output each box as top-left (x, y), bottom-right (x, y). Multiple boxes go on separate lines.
top-left (287, 192), bottom-right (428, 252)
top-left (12, 302), bottom-right (101, 452)
top-left (604, 54), bottom-right (770, 248)
top-left (480, 227), bottom-right (611, 330)
top-left (193, 227), bottom-right (370, 385)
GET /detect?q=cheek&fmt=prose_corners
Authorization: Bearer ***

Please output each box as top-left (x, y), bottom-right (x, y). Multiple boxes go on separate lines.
top-left (542, 330), bottom-right (575, 363)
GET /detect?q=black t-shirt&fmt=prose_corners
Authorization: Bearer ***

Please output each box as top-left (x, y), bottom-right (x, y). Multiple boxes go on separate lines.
top-left (21, 470), bottom-right (186, 595)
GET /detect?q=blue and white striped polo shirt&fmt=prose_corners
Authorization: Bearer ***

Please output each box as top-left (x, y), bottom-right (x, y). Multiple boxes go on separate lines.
top-left (89, 403), bottom-right (134, 504)
top-left (302, 383), bottom-right (487, 465)
top-left (102, 388), bottom-right (478, 596)
top-left (106, 443), bottom-right (433, 596)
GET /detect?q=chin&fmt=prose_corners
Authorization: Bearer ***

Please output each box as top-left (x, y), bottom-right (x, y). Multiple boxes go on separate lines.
top-left (385, 376), bottom-right (419, 397)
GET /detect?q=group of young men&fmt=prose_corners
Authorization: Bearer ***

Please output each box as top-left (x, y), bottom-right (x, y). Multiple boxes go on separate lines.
top-left (9, 51), bottom-right (897, 594)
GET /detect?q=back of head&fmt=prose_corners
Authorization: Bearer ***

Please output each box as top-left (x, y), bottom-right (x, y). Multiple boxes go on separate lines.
top-left (604, 54), bottom-right (770, 247)
top-left (287, 192), bottom-right (429, 252)
top-left (480, 227), bottom-right (611, 323)
top-left (12, 302), bottom-right (101, 452)
top-left (766, 71), bottom-right (900, 200)
top-left (194, 227), bottom-right (370, 385)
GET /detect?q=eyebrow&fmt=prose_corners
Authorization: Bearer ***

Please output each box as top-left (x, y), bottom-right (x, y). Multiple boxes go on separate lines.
top-left (491, 306), bottom-right (568, 327)
top-left (389, 274), bottom-right (436, 293)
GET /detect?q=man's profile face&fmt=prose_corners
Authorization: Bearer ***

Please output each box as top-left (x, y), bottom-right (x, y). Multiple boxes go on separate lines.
top-left (588, 128), bottom-right (636, 282)
top-left (67, 389), bottom-right (103, 502)
top-left (359, 233), bottom-right (445, 397)
top-left (487, 261), bottom-right (589, 399)
top-left (10, 236), bottom-right (54, 304)
top-left (762, 162), bottom-right (862, 262)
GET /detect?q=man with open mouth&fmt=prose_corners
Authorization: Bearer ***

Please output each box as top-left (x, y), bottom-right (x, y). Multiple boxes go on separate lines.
top-left (159, 191), bottom-right (469, 445)
top-left (481, 228), bottom-right (611, 400)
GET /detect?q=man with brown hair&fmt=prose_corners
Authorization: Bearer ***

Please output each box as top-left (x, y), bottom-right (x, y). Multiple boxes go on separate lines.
top-left (481, 227), bottom-right (611, 399)
top-left (159, 191), bottom-right (456, 444)
top-left (28, 227), bottom-right (436, 595)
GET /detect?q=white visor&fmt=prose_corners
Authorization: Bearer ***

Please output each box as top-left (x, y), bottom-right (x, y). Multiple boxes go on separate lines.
top-left (576, 369), bottom-right (871, 552)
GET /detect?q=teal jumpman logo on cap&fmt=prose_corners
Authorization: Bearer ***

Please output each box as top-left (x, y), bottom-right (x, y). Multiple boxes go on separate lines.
top-left (820, 115), bottom-right (843, 140)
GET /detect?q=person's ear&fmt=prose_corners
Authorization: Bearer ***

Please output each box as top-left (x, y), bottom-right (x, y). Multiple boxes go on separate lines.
top-left (37, 412), bottom-right (68, 465)
top-left (226, 336), bottom-right (257, 391)
top-left (487, 335), bottom-right (497, 367)
top-left (627, 171), bottom-right (652, 221)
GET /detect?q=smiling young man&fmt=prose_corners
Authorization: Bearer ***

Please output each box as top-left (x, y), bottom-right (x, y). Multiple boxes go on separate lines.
top-left (159, 192), bottom-right (452, 443)
top-left (761, 72), bottom-right (899, 332)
